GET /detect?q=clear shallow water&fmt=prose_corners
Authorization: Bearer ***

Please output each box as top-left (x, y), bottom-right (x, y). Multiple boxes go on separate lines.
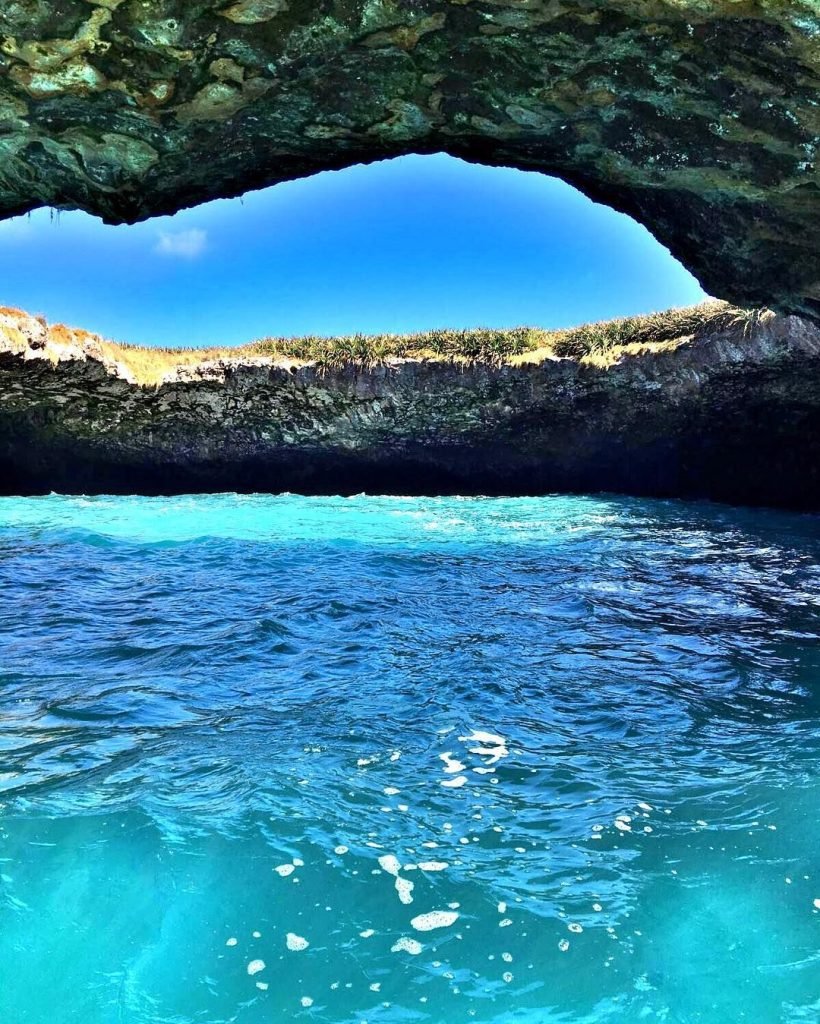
top-left (0, 493), bottom-right (818, 1024)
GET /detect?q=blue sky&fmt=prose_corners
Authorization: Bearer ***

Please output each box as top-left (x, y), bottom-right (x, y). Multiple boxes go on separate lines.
top-left (0, 154), bottom-right (706, 348)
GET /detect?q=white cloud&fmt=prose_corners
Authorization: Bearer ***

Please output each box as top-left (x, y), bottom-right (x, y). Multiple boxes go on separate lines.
top-left (155, 228), bottom-right (208, 259)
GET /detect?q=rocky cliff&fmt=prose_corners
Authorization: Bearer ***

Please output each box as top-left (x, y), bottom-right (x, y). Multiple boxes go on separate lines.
top-left (0, 2), bottom-right (819, 319)
top-left (1, 307), bottom-right (819, 508)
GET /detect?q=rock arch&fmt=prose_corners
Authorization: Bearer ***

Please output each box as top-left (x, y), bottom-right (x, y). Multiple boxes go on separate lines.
top-left (0, 1), bottom-right (818, 317)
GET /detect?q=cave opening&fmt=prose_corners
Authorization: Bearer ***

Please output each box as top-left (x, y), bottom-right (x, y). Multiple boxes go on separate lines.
top-left (0, 153), bottom-right (817, 508)
top-left (0, 153), bottom-right (707, 350)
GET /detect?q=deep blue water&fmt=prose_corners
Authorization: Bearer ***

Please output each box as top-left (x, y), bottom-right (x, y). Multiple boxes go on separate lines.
top-left (0, 493), bottom-right (818, 1024)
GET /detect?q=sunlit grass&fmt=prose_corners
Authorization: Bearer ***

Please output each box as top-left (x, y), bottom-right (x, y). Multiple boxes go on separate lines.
top-left (547, 303), bottom-right (772, 359)
top-left (0, 301), bottom-right (774, 386)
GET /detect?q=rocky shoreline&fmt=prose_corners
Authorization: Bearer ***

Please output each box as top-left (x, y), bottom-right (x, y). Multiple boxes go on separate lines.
top-left (1, 308), bottom-right (819, 508)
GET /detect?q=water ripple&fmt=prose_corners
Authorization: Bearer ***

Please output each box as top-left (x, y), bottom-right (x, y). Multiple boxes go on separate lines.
top-left (0, 494), bottom-right (818, 1023)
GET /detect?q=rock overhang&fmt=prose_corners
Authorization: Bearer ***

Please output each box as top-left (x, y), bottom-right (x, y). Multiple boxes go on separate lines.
top-left (0, 1), bottom-right (818, 318)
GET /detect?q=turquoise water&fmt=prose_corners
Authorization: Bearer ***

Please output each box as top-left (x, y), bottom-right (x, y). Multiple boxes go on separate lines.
top-left (0, 493), bottom-right (818, 1024)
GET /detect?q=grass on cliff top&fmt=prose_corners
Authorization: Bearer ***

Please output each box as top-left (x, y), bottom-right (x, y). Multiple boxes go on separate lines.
top-left (1, 300), bottom-right (771, 386)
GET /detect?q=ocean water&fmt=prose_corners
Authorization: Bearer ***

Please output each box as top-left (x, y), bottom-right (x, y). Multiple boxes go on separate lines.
top-left (0, 493), bottom-right (818, 1024)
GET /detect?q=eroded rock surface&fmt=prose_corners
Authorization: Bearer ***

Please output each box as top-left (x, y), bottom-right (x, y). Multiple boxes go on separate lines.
top-left (1, 308), bottom-right (819, 508)
top-left (0, 2), bottom-right (819, 317)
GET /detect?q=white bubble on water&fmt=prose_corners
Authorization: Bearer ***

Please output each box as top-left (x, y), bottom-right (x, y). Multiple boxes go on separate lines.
top-left (275, 864), bottom-right (295, 877)
top-left (419, 861), bottom-right (449, 872)
top-left (256, 982), bottom-right (269, 991)
top-left (568, 923), bottom-right (583, 934)
top-left (378, 854), bottom-right (401, 876)
top-left (497, 902), bottom-right (507, 914)
top-left (286, 933), bottom-right (309, 951)
top-left (360, 929), bottom-right (375, 938)
top-left (558, 939), bottom-right (570, 952)
top-left (813, 898), bottom-right (820, 910)
top-left (411, 910), bottom-right (459, 931)
top-left (226, 937), bottom-right (238, 947)
top-left (334, 845), bottom-right (349, 855)
top-left (442, 776), bottom-right (467, 789)
top-left (384, 786), bottom-right (400, 795)
top-left (247, 959), bottom-right (266, 976)
top-left (395, 877), bottom-right (415, 905)
top-left (391, 937), bottom-right (423, 955)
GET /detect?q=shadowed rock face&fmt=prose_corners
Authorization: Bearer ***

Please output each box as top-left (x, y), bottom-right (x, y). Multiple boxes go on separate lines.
top-left (0, 2), bottom-right (818, 318)
top-left (1, 309), bottom-right (819, 508)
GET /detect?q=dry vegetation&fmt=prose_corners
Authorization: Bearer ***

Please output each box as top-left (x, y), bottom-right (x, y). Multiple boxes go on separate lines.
top-left (2, 301), bottom-right (773, 386)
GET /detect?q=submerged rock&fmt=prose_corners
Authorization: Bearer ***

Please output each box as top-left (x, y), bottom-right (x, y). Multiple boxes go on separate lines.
top-left (0, 2), bottom-right (818, 317)
top-left (0, 307), bottom-right (818, 508)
